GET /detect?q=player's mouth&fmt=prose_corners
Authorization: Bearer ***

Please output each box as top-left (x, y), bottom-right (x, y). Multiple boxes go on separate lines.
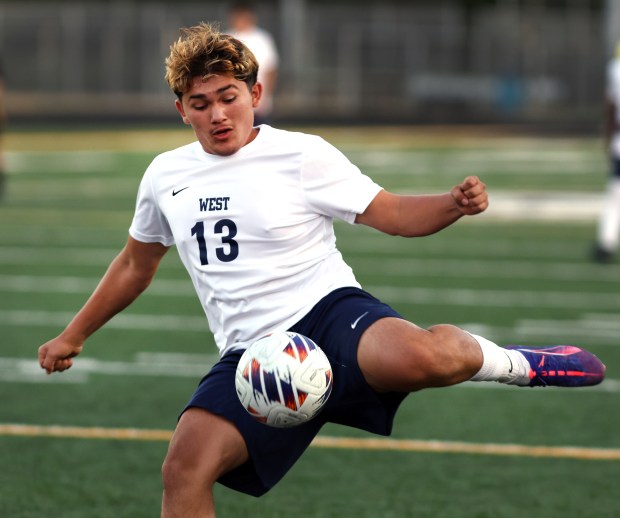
top-left (212, 127), bottom-right (233, 141)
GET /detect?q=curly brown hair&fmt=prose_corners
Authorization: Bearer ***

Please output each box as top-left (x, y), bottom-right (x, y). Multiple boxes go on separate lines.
top-left (165, 22), bottom-right (259, 98)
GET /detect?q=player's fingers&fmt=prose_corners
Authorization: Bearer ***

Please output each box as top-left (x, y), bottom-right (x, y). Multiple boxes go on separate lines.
top-left (468, 187), bottom-right (488, 203)
top-left (463, 178), bottom-right (486, 197)
top-left (55, 359), bottom-right (74, 372)
top-left (38, 348), bottom-right (53, 374)
top-left (454, 178), bottom-right (476, 205)
top-left (37, 347), bottom-right (46, 368)
top-left (459, 175), bottom-right (480, 191)
top-left (450, 187), bottom-right (468, 207)
top-left (38, 349), bottom-right (71, 374)
top-left (467, 195), bottom-right (489, 213)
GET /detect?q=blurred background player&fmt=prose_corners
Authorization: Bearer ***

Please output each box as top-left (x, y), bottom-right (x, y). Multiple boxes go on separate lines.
top-left (227, 1), bottom-right (279, 125)
top-left (593, 40), bottom-right (620, 263)
top-left (0, 57), bottom-right (6, 199)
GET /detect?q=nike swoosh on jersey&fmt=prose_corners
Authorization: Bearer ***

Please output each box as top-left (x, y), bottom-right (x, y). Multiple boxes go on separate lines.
top-left (172, 187), bottom-right (189, 196)
top-left (350, 311), bottom-right (369, 329)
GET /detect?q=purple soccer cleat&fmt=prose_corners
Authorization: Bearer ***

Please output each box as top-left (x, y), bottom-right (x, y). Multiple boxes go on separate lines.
top-left (505, 345), bottom-right (606, 387)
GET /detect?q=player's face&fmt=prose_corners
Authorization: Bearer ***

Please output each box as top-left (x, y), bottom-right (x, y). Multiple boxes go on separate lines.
top-left (175, 74), bottom-right (261, 156)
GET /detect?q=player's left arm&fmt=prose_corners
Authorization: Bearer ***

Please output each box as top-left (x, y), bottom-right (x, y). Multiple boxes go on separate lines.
top-left (355, 176), bottom-right (488, 237)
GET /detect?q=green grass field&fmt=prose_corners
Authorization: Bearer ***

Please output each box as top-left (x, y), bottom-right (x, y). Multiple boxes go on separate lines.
top-left (1, 126), bottom-right (618, 517)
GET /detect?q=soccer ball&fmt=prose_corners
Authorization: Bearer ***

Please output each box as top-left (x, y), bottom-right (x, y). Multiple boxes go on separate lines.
top-left (235, 331), bottom-right (333, 428)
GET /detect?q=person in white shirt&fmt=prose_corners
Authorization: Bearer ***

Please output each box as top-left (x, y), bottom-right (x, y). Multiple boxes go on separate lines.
top-left (0, 58), bottom-right (6, 198)
top-left (38, 23), bottom-right (606, 518)
top-left (593, 40), bottom-right (620, 263)
top-left (227, 1), bottom-right (279, 125)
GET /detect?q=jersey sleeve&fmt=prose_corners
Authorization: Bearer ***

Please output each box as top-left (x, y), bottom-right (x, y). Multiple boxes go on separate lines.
top-left (128, 168), bottom-right (175, 246)
top-left (300, 137), bottom-right (383, 224)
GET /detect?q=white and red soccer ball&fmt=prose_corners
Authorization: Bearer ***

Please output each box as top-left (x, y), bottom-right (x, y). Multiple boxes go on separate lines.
top-left (235, 331), bottom-right (333, 428)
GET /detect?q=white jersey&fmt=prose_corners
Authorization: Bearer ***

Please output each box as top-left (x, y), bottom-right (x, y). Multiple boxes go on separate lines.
top-left (607, 57), bottom-right (620, 156)
top-left (129, 126), bottom-right (382, 355)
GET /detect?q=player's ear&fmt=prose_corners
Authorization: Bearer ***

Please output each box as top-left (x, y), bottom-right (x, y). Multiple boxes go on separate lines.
top-left (175, 99), bottom-right (191, 125)
top-left (251, 82), bottom-right (262, 108)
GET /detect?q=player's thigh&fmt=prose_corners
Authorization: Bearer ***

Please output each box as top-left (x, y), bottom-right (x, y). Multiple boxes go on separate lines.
top-left (163, 407), bottom-right (249, 483)
top-left (358, 318), bottom-right (481, 393)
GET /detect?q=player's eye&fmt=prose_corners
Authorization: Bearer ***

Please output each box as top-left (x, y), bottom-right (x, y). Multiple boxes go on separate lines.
top-left (223, 96), bottom-right (236, 104)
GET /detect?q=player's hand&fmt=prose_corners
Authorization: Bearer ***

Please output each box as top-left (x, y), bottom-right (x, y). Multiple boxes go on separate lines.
top-left (38, 336), bottom-right (83, 374)
top-left (451, 176), bottom-right (489, 216)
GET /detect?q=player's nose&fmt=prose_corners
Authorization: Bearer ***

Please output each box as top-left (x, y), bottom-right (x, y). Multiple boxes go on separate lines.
top-left (210, 103), bottom-right (226, 123)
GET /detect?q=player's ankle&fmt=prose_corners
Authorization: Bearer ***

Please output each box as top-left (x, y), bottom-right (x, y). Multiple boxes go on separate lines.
top-left (497, 349), bottom-right (530, 385)
top-left (467, 333), bottom-right (531, 384)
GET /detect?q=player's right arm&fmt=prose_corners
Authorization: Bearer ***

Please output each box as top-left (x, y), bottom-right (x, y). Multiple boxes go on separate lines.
top-left (38, 236), bottom-right (169, 374)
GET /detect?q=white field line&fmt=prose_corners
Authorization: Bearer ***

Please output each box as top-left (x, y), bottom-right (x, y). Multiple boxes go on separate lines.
top-left (340, 234), bottom-right (595, 258)
top-left (518, 318), bottom-right (620, 333)
top-left (8, 147), bottom-right (604, 176)
top-left (585, 312), bottom-right (620, 322)
top-left (0, 235), bottom-right (600, 270)
top-left (0, 197), bottom-right (603, 225)
top-left (2, 274), bottom-right (620, 309)
top-left (365, 286), bottom-right (620, 310)
top-left (0, 423), bottom-right (618, 461)
top-left (0, 238), bottom-right (595, 266)
top-left (0, 354), bottom-right (216, 384)
top-left (0, 246), bottom-right (185, 271)
top-left (0, 275), bottom-right (195, 296)
top-left (2, 308), bottom-right (619, 343)
top-left (311, 436), bottom-right (620, 461)
top-left (350, 258), bottom-right (620, 283)
top-left (459, 320), bottom-right (620, 347)
top-left (3, 251), bottom-right (620, 292)
top-left (461, 378), bottom-right (620, 394)
top-left (0, 310), bottom-right (208, 331)
top-left (346, 147), bottom-right (605, 172)
top-left (7, 151), bottom-right (122, 174)
top-left (0, 303), bottom-right (618, 346)
top-left (2, 351), bottom-right (618, 391)
top-left (471, 325), bottom-right (619, 347)
top-left (478, 192), bottom-right (602, 222)
top-left (0, 247), bottom-right (122, 267)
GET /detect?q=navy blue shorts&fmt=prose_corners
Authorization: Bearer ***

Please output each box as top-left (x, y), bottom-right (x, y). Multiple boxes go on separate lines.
top-left (182, 287), bottom-right (407, 497)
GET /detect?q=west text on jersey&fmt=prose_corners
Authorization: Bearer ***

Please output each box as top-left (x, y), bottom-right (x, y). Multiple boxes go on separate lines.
top-left (199, 197), bottom-right (231, 212)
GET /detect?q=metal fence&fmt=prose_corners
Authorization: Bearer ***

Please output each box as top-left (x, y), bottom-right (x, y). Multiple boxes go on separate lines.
top-left (0, 0), bottom-right (609, 125)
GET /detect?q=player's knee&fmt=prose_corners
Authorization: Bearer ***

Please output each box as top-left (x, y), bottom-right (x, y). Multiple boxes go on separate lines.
top-left (162, 409), bottom-right (249, 500)
top-left (161, 451), bottom-right (191, 494)
top-left (161, 447), bottom-right (216, 496)
top-left (418, 324), bottom-right (478, 382)
top-left (161, 447), bottom-right (219, 516)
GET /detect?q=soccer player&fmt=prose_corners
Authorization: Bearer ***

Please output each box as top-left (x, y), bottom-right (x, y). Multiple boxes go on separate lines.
top-left (38, 23), bottom-right (606, 517)
top-left (0, 57), bottom-right (6, 198)
top-left (593, 40), bottom-right (620, 263)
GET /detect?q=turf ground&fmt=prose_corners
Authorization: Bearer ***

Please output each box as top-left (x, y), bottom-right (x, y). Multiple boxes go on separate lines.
top-left (1, 126), bottom-right (619, 517)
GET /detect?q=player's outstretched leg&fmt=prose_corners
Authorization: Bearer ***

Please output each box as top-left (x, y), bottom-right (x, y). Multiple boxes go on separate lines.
top-left (504, 345), bottom-right (606, 387)
top-left (357, 320), bottom-right (605, 392)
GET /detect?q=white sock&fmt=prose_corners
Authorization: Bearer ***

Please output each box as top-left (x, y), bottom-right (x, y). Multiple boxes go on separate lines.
top-left (468, 333), bottom-right (529, 385)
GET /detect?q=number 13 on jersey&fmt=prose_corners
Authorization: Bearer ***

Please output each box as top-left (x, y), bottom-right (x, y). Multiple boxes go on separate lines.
top-left (191, 219), bottom-right (239, 265)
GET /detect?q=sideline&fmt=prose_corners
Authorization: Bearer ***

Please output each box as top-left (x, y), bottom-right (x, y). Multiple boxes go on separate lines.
top-left (1, 423), bottom-right (618, 461)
